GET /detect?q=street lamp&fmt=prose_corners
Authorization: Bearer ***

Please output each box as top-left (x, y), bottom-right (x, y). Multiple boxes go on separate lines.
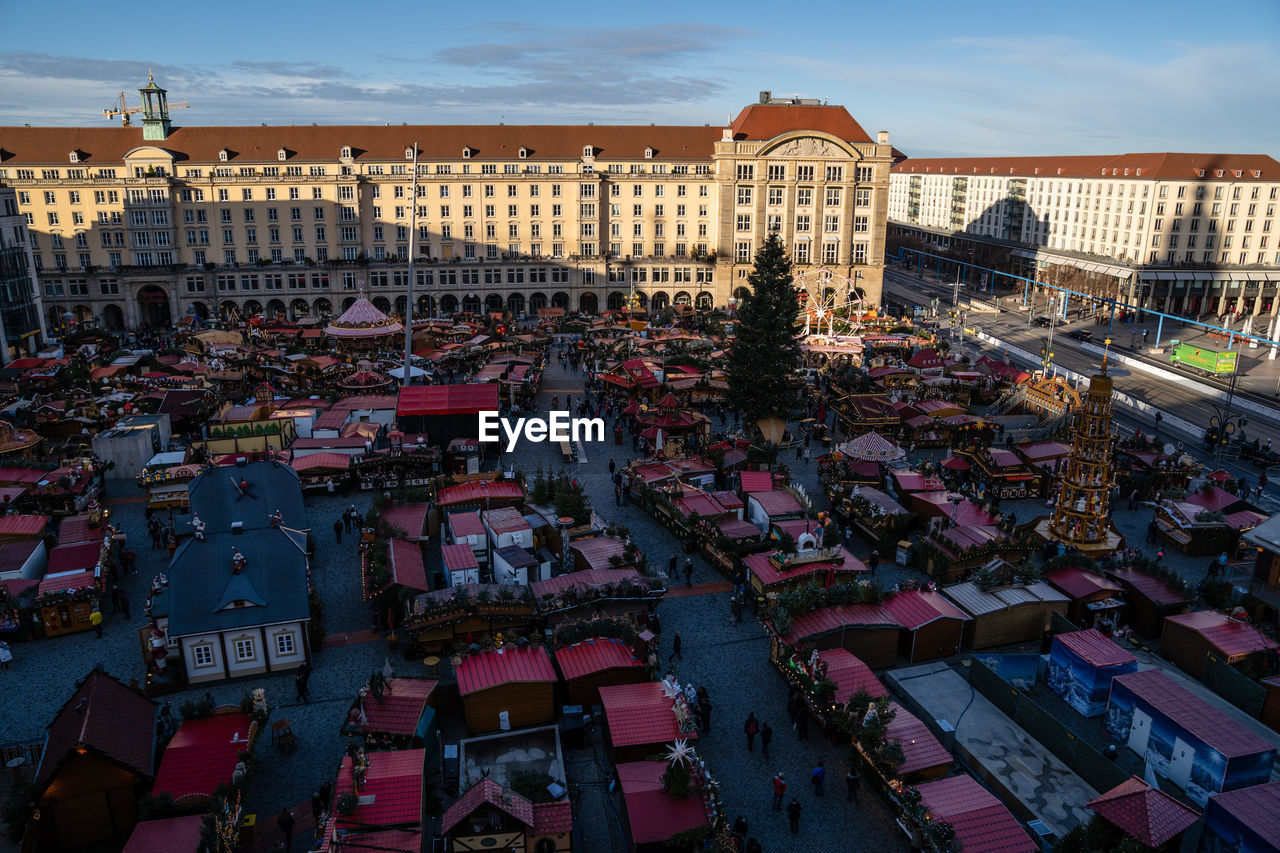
top-left (1209, 369), bottom-right (1248, 462)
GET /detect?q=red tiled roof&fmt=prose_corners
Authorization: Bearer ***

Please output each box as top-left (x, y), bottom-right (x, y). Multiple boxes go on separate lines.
top-left (441, 543), bottom-right (479, 572)
top-left (381, 503), bottom-right (429, 539)
top-left (1206, 781), bottom-right (1280, 846)
top-left (484, 506), bottom-right (530, 535)
top-left (0, 513), bottom-right (49, 536)
top-left (1185, 486), bottom-right (1244, 513)
top-left (1106, 569), bottom-right (1190, 606)
top-left (447, 510), bottom-right (485, 538)
top-left (730, 103), bottom-right (872, 143)
top-left (530, 568), bottom-right (647, 599)
top-left (398, 384), bottom-right (499, 417)
top-left (818, 649), bottom-right (886, 703)
top-left (0, 468), bottom-right (48, 485)
top-left (153, 712), bottom-right (252, 803)
top-left (38, 670), bottom-right (156, 788)
top-left (915, 775), bottom-right (1037, 853)
top-left (1111, 669), bottom-right (1274, 759)
top-left (616, 761), bottom-right (708, 845)
top-left (456, 646), bottom-right (557, 695)
top-left (289, 451), bottom-right (351, 472)
top-left (37, 569), bottom-right (96, 597)
top-left (1046, 567), bottom-right (1124, 600)
top-left (891, 471), bottom-right (946, 492)
top-left (389, 539), bottom-right (430, 592)
top-left (1164, 610), bottom-right (1278, 657)
top-left (748, 490), bottom-right (804, 517)
top-left (360, 678), bottom-right (438, 737)
top-left (1087, 776), bottom-right (1200, 847)
top-left (892, 152), bottom-right (1279, 181)
top-left (441, 777), bottom-right (535, 835)
top-left (332, 749), bottom-right (424, 833)
top-left (47, 541), bottom-right (102, 574)
top-left (779, 603), bottom-right (901, 645)
top-left (738, 471), bottom-right (778, 493)
top-left (1055, 629), bottom-right (1136, 668)
top-left (744, 548), bottom-right (867, 587)
top-left (121, 814), bottom-right (205, 853)
top-left (555, 638), bottom-right (641, 681)
top-left (532, 800), bottom-right (574, 835)
top-left (326, 829), bottom-right (422, 851)
top-left (883, 590), bottom-right (970, 631)
top-left (599, 681), bottom-right (696, 749)
top-left (570, 536), bottom-right (627, 571)
top-left (437, 480), bottom-right (524, 507)
top-left (885, 701), bottom-right (952, 777)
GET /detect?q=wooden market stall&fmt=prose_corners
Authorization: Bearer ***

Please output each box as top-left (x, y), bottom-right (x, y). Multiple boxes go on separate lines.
top-left (884, 702), bottom-right (952, 783)
top-left (841, 487), bottom-right (911, 546)
top-left (743, 547), bottom-right (868, 600)
top-left (1047, 629), bottom-right (1138, 717)
top-left (599, 681), bottom-right (698, 764)
top-left (921, 524), bottom-right (1034, 582)
top-left (915, 775), bottom-right (1038, 853)
top-left (456, 646), bottom-right (558, 734)
top-left (942, 580), bottom-right (1069, 649)
top-left (964, 447), bottom-right (1042, 500)
top-left (883, 590), bottom-right (970, 663)
top-left (553, 638), bottom-right (646, 706)
top-left (769, 603), bottom-right (902, 670)
top-left (1045, 567), bottom-right (1126, 629)
top-left (1158, 610), bottom-right (1278, 679)
top-left (1103, 567), bottom-right (1191, 638)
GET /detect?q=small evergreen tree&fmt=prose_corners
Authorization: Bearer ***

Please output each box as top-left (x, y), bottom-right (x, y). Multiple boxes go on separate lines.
top-left (726, 232), bottom-right (802, 431)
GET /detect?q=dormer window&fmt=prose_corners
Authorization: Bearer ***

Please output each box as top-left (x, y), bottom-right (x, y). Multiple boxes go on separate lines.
top-left (68, 151), bottom-right (79, 163)
top-left (1253, 170), bottom-right (1262, 178)
top-left (219, 149), bottom-right (229, 162)
top-left (340, 146), bottom-right (352, 160)
top-left (1198, 169), bottom-right (1206, 178)
top-left (462, 147), bottom-right (472, 159)
top-left (1234, 170), bottom-right (1243, 178)
top-left (1216, 170), bottom-right (1224, 177)
top-left (644, 147), bottom-right (654, 159)
top-left (277, 148), bottom-right (288, 161)
top-left (405, 147), bottom-right (415, 160)
top-left (518, 147), bottom-right (528, 159)
top-left (583, 145), bottom-right (594, 158)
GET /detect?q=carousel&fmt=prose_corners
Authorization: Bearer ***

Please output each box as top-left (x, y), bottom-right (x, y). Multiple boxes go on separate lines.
top-left (325, 294), bottom-right (404, 354)
top-left (339, 360), bottom-right (395, 392)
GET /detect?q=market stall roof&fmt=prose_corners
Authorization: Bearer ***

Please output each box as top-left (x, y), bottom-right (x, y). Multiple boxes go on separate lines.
top-left (1105, 568), bottom-right (1190, 606)
top-left (883, 589), bottom-right (970, 631)
top-left (818, 648), bottom-right (886, 701)
top-left (748, 490), bottom-right (805, 517)
top-left (889, 470), bottom-right (946, 493)
top-left (840, 431), bottom-right (905, 462)
top-left (554, 638), bottom-right (641, 681)
top-left (1163, 610), bottom-right (1278, 657)
top-left (714, 518), bottom-right (761, 539)
top-left (436, 479), bottom-right (523, 507)
top-left (1204, 781), bottom-right (1280, 848)
top-left (1046, 568), bottom-right (1124, 600)
top-left (441, 777), bottom-right (535, 835)
top-left (745, 547), bottom-right (866, 587)
top-left (440, 543), bottom-right (479, 573)
top-left (37, 670), bottom-right (157, 788)
top-left (389, 539), bottom-right (430, 592)
top-left (885, 701), bottom-right (952, 777)
top-left (570, 536), bottom-right (628, 571)
top-left (1185, 486), bottom-right (1247, 513)
top-left (778, 602), bottom-right (901, 645)
top-left (927, 524), bottom-right (1013, 557)
top-left (55, 513), bottom-right (96, 544)
top-left (915, 775), bottom-right (1038, 853)
top-left (121, 815), bottom-right (204, 853)
top-left (484, 506), bottom-right (531, 535)
top-left (531, 568), bottom-right (648, 599)
top-left (456, 646), bottom-right (557, 695)
top-left (37, 568), bottom-right (97, 597)
top-left (911, 492), bottom-right (998, 526)
top-left (447, 510), bottom-right (485, 538)
top-left (396, 383), bottom-right (499, 417)
top-left (616, 761), bottom-right (709, 846)
top-left (381, 503), bottom-right (430, 540)
top-left (1086, 776), bottom-right (1200, 848)
top-left (1018, 441), bottom-right (1072, 463)
top-left (0, 513), bottom-right (50, 537)
top-left (331, 749), bottom-right (424, 834)
top-left (1112, 669), bottom-right (1274, 758)
top-left (598, 681), bottom-right (697, 748)
top-left (739, 470), bottom-right (782, 493)
top-left (152, 712), bottom-right (252, 804)
top-left (941, 455), bottom-right (970, 471)
top-left (1055, 628), bottom-right (1136, 668)
top-left (290, 452), bottom-right (352, 473)
top-left (360, 678), bottom-right (438, 736)
top-left (943, 581), bottom-right (1068, 617)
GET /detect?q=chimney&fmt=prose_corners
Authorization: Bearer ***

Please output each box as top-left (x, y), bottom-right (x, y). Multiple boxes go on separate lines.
top-left (721, 128), bottom-right (732, 141)
top-left (877, 130), bottom-right (889, 145)
top-left (759, 90), bottom-right (772, 104)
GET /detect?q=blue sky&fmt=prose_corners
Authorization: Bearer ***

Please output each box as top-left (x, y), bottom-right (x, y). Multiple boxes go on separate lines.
top-left (1, 0), bottom-right (1277, 157)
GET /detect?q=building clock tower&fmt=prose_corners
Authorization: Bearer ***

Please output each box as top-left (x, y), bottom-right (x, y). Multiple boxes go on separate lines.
top-left (139, 71), bottom-right (171, 141)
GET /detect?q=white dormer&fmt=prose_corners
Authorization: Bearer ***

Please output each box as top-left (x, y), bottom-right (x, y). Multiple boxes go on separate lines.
top-left (219, 149), bottom-right (229, 162)
top-left (1254, 170), bottom-right (1262, 178)
top-left (340, 146), bottom-right (352, 160)
top-left (1197, 169), bottom-right (1206, 177)
top-left (462, 146), bottom-right (472, 159)
top-left (644, 147), bottom-right (654, 159)
top-left (68, 151), bottom-right (79, 163)
top-left (277, 148), bottom-right (288, 161)
top-left (1216, 169), bottom-right (1224, 177)
top-left (1235, 170), bottom-right (1243, 178)
top-left (583, 145), bottom-right (594, 158)
top-left (518, 147), bottom-right (528, 159)
top-left (405, 147), bottom-right (415, 160)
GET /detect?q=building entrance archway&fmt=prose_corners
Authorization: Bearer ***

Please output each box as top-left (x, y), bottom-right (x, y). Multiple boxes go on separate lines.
top-left (136, 285), bottom-right (172, 330)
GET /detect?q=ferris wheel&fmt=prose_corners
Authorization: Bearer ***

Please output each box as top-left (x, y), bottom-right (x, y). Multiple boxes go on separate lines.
top-left (794, 267), bottom-right (866, 337)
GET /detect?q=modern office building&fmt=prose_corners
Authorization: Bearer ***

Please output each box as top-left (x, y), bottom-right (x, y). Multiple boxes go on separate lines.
top-left (0, 83), bottom-right (892, 330)
top-left (0, 186), bottom-right (47, 361)
top-left (887, 153), bottom-right (1280, 322)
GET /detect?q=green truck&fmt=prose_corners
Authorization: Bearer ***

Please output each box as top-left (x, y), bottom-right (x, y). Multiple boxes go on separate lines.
top-left (1169, 342), bottom-right (1238, 375)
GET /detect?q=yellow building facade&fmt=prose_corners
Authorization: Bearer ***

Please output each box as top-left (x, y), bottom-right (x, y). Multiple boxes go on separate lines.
top-left (0, 87), bottom-right (892, 331)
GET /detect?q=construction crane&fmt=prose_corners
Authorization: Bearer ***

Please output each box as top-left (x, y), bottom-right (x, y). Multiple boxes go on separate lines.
top-left (103, 90), bottom-right (189, 127)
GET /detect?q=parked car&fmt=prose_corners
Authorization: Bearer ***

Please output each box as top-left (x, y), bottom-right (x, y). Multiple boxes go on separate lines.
top-left (1068, 329), bottom-right (1094, 341)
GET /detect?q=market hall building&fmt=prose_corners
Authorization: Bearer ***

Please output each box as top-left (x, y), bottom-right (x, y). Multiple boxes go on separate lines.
top-left (0, 85), bottom-right (893, 332)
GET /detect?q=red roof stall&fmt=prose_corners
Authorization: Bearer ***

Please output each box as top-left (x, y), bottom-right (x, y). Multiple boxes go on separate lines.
top-left (1045, 568), bottom-right (1125, 628)
top-left (437, 479), bottom-right (524, 510)
top-left (0, 513), bottom-right (50, 542)
top-left (441, 543), bottom-right (480, 587)
top-left (744, 489), bottom-right (805, 528)
top-left (1086, 776), bottom-right (1199, 849)
top-left (389, 539), bottom-right (431, 593)
top-left (1159, 610), bottom-right (1279, 679)
top-left (1106, 669), bottom-right (1276, 806)
top-left (616, 761), bottom-right (709, 852)
top-left (554, 638), bottom-right (646, 706)
top-left (121, 814), bottom-right (205, 853)
top-left (1104, 567), bottom-right (1190, 637)
top-left (457, 647), bottom-right (558, 734)
top-left (599, 681), bottom-right (697, 763)
top-left (325, 749), bottom-right (425, 847)
top-left (914, 774), bottom-right (1037, 853)
top-left (884, 701), bottom-right (952, 782)
top-left (358, 678), bottom-right (439, 745)
top-left (381, 503), bottom-right (430, 543)
top-left (441, 777), bottom-right (571, 853)
top-left (1047, 629), bottom-right (1138, 717)
top-left (1203, 780), bottom-right (1280, 852)
top-left (772, 603), bottom-right (902, 669)
top-left (743, 547), bottom-right (867, 597)
top-left (882, 590), bottom-right (970, 663)
top-left (396, 384), bottom-right (499, 445)
top-left (152, 711), bottom-right (254, 805)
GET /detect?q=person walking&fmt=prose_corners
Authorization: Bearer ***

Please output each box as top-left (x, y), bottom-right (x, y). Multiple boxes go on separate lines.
top-left (608, 459), bottom-right (616, 475)
top-left (760, 722), bottom-right (773, 758)
top-left (845, 767), bottom-right (861, 803)
top-left (119, 591), bottom-right (131, 620)
top-left (669, 554), bottom-right (678, 577)
top-left (669, 631), bottom-right (682, 661)
top-left (110, 582), bottom-right (122, 614)
top-left (867, 549), bottom-right (879, 575)
top-left (731, 815), bottom-right (749, 850)
top-left (744, 712), bottom-right (759, 752)
top-left (787, 797), bottom-right (802, 833)
top-left (333, 518), bottom-right (343, 543)
top-left (311, 791), bottom-right (324, 824)
top-left (295, 661), bottom-right (312, 704)
top-left (698, 696), bottom-right (712, 732)
top-left (771, 773), bottom-right (787, 810)
top-left (90, 607), bottom-right (103, 638)
top-left (811, 760), bottom-right (826, 796)
top-left (276, 809), bottom-right (296, 851)
top-left (683, 557), bottom-right (694, 588)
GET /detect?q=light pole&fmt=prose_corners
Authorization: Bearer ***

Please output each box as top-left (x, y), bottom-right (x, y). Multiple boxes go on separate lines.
top-left (1209, 369), bottom-right (1248, 462)
top-left (1041, 297), bottom-right (1058, 377)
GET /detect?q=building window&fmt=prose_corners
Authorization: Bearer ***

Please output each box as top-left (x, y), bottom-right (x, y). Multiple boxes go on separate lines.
top-left (192, 644), bottom-right (215, 667)
top-left (274, 632), bottom-right (296, 656)
top-left (234, 638), bottom-right (255, 662)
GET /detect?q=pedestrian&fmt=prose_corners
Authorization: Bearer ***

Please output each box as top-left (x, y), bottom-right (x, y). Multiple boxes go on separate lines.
top-left (615, 483), bottom-right (623, 506)
top-left (333, 518), bottom-right (343, 543)
top-left (795, 706), bottom-right (809, 740)
top-left (277, 809), bottom-right (295, 850)
top-left (90, 607), bottom-right (103, 638)
top-left (744, 712), bottom-right (759, 751)
top-left (608, 459), bottom-right (616, 475)
top-left (119, 591), bottom-right (131, 620)
top-left (1155, 548), bottom-right (1165, 564)
top-left (124, 548), bottom-right (137, 575)
top-left (295, 662), bottom-right (312, 704)
top-left (110, 582), bottom-right (122, 614)
top-left (1147, 518), bottom-right (1158, 544)
top-left (845, 767), bottom-right (861, 803)
top-left (684, 557), bottom-right (694, 587)
top-left (669, 631), bottom-right (682, 661)
top-left (760, 722), bottom-right (773, 758)
top-left (771, 773), bottom-right (787, 810)
top-left (811, 760), bottom-right (826, 796)
top-left (344, 506), bottom-right (354, 533)
top-left (731, 815), bottom-right (749, 849)
top-left (787, 797), bottom-right (802, 833)
top-left (319, 781), bottom-right (332, 812)
top-left (729, 596), bottom-right (742, 625)
top-left (0, 640), bottom-right (12, 669)
top-left (795, 442), bottom-right (803, 460)
top-left (698, 697), bottom-right (712, 732)
top-left (868, 549), bottom-right (879, 575)
top-left (311, 791), bottom-right (324, 824)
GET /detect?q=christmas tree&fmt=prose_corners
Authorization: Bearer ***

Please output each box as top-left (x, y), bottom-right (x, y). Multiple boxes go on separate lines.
top-left (726, 233), bottom-right (802, 432)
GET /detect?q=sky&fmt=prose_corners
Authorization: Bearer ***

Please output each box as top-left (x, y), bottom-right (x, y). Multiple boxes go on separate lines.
top-left (1, 0), bottom-right (1277, 158)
